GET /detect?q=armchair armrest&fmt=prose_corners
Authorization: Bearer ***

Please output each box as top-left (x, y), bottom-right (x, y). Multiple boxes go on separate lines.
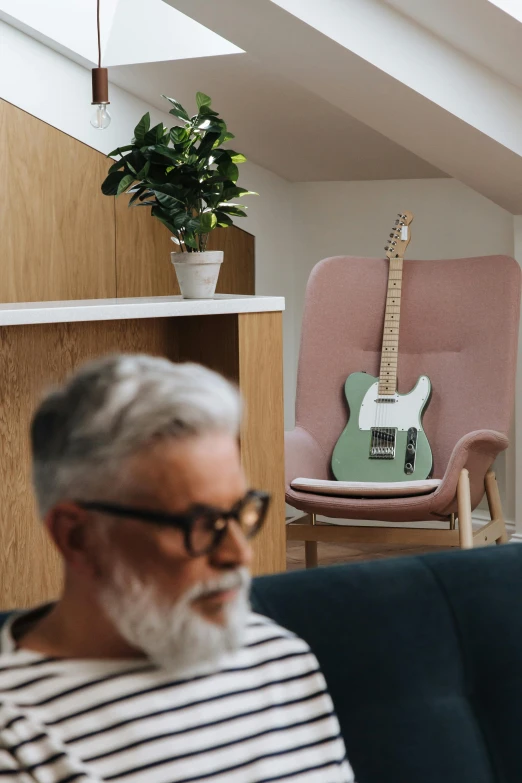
top-left (435, 429), bottom-right (509, 514)
top-left (285, 427), bottom-right (329, 488)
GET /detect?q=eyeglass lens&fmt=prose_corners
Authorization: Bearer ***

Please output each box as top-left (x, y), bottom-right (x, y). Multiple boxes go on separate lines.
top-left (189, 494), bottom-right (266, 554)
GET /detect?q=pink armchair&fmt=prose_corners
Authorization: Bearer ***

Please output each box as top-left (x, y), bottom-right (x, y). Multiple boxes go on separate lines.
top-left (286, 255), bottom-right (521, 566)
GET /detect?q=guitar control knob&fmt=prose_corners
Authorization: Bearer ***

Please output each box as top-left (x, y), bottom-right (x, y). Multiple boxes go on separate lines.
top-left (407, 443), bottom-right (415, 453)
top-left (405, 462), bottom-right (413, 473)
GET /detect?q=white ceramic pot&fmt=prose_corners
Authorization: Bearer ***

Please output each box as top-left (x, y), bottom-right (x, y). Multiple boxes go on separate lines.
top-left (171, 250), bottom-right (224, 299)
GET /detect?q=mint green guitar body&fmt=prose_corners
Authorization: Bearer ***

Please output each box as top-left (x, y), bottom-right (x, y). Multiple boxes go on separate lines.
top-left (331, 372), bottom-right (433, 482)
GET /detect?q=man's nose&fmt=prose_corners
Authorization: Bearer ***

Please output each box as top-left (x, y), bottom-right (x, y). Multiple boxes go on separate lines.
top-left (211, 520), bottom-right (253, 569)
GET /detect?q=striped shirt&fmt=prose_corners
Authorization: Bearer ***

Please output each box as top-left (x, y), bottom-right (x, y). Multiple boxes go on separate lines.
top-left (0, 610), bottom-right (353, 782)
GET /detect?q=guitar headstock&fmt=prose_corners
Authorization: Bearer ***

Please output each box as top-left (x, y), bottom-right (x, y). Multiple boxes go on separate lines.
top-left (385, 211), bottom-right (414, 259)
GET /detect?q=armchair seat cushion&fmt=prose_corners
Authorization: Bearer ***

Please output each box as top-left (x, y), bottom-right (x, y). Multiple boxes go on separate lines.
top-left (291, 477), bottom-right (441, 498)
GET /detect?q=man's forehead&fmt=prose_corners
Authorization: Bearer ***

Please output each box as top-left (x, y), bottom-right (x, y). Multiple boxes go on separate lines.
top-left (121, 433), bottom-right (245, 510)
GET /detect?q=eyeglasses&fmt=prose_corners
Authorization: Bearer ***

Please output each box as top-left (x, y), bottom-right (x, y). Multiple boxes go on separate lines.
top-left (76, 490), bottom-right (270, 557)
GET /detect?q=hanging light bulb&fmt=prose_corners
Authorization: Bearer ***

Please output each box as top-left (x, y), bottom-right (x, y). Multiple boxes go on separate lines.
top-left (90, 0), bottom-right (111, 130)
top-left (90, 68), bottom-right (111, 129)
top-left (91, 104), bottom-right (111, 130)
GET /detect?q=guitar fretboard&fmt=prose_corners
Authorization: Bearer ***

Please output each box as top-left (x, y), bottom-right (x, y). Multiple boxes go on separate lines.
top-left (378, 256), bottom-right (403, 396)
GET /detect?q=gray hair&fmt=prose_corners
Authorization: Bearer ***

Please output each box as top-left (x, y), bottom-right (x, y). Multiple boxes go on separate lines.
top-left (31, 354), bottom-right (241, 517)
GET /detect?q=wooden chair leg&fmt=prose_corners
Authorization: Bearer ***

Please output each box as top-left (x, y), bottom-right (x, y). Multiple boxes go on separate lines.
top-left (457, 468), bottom-right (473, 549)
top-left (305, 513), bottom-right (318, 568)
top-left (484, 470), bottom-right (509, 544)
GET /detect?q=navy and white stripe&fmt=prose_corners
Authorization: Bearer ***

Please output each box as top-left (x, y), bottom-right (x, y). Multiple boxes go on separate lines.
top-left (0, 613), bottom-right (353, 782)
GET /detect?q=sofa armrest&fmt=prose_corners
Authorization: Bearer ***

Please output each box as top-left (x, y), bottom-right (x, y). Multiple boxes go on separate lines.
top-left (285, 427), bottom-right (329, 488)
top-left (435, 429), bottom-right (509, 514)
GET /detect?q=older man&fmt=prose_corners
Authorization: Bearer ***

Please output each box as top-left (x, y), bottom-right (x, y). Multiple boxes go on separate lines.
top-left (0, 355), bottom-right (352, 782)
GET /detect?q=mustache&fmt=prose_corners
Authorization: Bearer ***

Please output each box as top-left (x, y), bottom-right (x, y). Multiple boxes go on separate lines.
top-left (187, 567), bottom-right (251, 601)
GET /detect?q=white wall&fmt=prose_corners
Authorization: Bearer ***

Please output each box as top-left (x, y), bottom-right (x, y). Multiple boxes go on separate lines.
top-left (238, 163), bottom-right (296, 426)
top-left (290, 178), bottom-right (516, 520)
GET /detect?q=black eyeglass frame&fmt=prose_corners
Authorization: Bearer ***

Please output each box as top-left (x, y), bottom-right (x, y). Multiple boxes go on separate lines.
top-left (76, 489), bottom-right (271, 557)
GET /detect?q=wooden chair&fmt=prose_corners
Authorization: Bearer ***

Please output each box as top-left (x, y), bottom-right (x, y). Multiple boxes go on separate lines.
top-left (286, 255), bottom-right (521, 566)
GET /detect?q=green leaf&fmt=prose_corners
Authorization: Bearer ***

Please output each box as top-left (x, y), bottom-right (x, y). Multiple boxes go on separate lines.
top-left (143, 123), bottom-right (165, 146)
top-left (222, 131), bottom-right (235, 143)
top-left (152, 145), bottom-right (183, 164)
top-left (170, 126), bottom-right (189, 144)
top-left (133, 112), bottom-right (150, 144)
top-left (228, 151), bottom-right (247, 164)
top-left (152, 182), bottom-right (183, 197)
top-left (197, 118), bottom-right (225, 133)
top-left (162, 95), bottom-right (190, 122)
top-left (128, 187), bottom-right (148, 206)
top-left (183, 232), bottom-right (198, 249)
top-left (199, 211), bottom-right (218, 232)
top-left (136, 161), bottom-right (150, 180)
top-left (217, 158), bottom-right (239, 182)
top-left (198, 104), bottom-right (219, 117)
top-left (172, 211), bottom-right (190, 229)
top-left (154, 191), bottom-right (183, 210)
top-left (108, 159), bottom-right (125, 174)
top-left (218, 204), bottom-right (247, 217)
top-left (117, 173), bottom-right (135, 195)
top-left (196, 132), bottom-right (221, 162)
top-left (151, 206), bottom-right (177, 234)
top-left (101, 170), bottom-right (127, 195)
top-left (186, 218), bottom-right (201, 233)
top-left (196, 91), bottom-right (212, 110)
top-left (107, 145), bottom-right (134, 157)
top-left (222, 185), bottom-right (257, 200)
top-left (214, 211), bottom-right (234, 227)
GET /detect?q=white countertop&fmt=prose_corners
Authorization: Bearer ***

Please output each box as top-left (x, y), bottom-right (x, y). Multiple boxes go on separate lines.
top-left (0, 295), bottom-right (285, 326)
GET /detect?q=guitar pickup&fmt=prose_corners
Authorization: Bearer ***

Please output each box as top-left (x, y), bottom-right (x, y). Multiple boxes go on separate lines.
top-left (404, 428), bottom-right (417, 474)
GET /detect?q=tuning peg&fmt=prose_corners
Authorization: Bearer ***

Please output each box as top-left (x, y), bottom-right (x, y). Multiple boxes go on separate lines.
top-left (394, 219), bottom-right (400, 225)
top-left (389, 233), bottom-right (395, 238)
top-left (385, 246), bottom-right (389, 251)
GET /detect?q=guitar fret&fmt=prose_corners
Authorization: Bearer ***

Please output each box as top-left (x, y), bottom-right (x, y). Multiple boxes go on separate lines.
top-left (379, 251), bottom-right (406, 391)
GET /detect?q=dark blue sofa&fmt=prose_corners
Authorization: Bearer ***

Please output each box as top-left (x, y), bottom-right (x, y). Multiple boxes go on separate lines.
top-left (251, 545), bottom-right (522, 783)
top-left (2, 545), bottom-right (522, 782)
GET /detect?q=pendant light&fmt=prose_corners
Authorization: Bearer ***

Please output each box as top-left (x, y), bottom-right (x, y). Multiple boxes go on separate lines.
top-left (90, 0), bottom-right (111, 129)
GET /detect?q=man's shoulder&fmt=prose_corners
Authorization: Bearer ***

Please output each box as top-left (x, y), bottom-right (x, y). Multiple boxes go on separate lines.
top-left (243, 612), bottom-right (313, 656)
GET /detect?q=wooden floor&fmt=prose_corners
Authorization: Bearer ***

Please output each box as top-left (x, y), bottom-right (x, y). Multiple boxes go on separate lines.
top-left (286, 539), bottom-right (451, 571)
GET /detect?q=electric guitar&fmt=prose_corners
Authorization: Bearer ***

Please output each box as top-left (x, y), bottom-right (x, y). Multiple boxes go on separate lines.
top-left (331, 211), bottom-right (433, 482)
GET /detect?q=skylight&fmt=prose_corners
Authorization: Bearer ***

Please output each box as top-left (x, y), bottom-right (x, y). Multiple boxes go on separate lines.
top-left (0, 0), bottom-right (242, 68)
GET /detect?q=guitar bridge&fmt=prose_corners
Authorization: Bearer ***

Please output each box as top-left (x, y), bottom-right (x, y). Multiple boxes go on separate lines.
top-left (370, 427), bottom-right (397, 459)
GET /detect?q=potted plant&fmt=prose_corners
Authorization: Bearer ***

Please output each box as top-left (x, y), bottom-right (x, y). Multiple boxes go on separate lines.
top-left (101, 92), bottom-right (255, 299)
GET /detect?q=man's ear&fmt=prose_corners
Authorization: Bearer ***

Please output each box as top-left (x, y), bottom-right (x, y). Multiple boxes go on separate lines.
top-left (44, 503), bottom-right (104, 578)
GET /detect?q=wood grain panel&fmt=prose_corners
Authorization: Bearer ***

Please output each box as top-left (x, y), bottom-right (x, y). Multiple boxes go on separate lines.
top-left (238, 312), bottom-right (286, 574)
top-left (0, 319), bottom-right (179, 609)
top-left (0, 99), bottom-right (116, 303)
top-left (173, 310), bottom-right (286, 575)
top-left (115, 196), bottom-right (176, 298)
top-left (177, 314), bottom-right (239, 383)
top-left (208, 226), bottom-right (255, 296)
top-left (115, 195), bottom-right (255, 298)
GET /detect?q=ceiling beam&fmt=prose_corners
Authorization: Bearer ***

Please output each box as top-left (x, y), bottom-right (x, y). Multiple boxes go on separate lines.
top-left (164, 0), bottom-right (522, 212)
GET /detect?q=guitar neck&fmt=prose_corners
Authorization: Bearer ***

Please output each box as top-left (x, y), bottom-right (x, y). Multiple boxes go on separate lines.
top-left (378, 256), bottom-right (403, 396)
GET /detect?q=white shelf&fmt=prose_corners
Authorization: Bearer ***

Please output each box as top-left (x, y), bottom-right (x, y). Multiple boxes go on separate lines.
top-left (0, 294), bottom-right (285, 327)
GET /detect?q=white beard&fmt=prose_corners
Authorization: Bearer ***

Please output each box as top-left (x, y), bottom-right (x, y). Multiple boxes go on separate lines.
top-left (98, 562), bottom-right (251, 676)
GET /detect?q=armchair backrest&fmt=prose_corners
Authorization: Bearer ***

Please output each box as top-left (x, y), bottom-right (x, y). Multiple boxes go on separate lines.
top-left (295, 255), bottom-right (520, 477)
